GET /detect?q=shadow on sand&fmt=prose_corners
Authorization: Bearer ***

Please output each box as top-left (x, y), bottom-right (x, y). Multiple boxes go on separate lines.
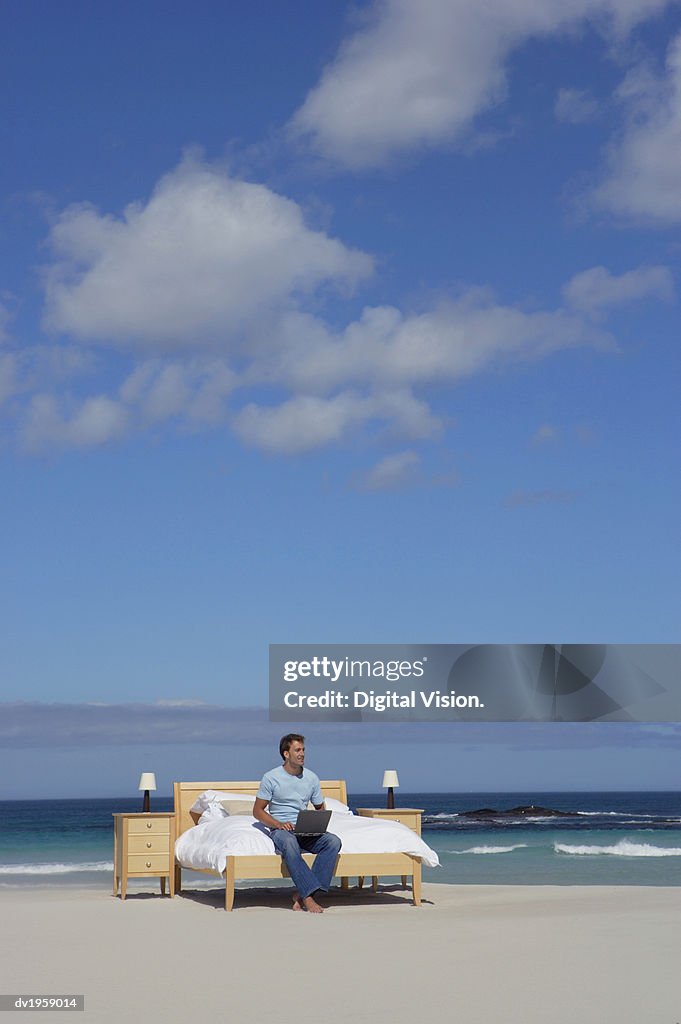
top-left (174, 882), bottom-right (434, 911)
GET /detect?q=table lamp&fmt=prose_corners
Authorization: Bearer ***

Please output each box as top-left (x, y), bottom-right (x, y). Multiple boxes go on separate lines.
top-left (138, 772), bottom-right (157, 813)
top-left (382, 770), bottom-right (399, 809)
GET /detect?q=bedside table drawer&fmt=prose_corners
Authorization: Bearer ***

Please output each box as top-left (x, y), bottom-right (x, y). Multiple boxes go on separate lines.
top-left (128, 818), bottom-right (171, 835)
top-left (127, 834), bottom-right (171, 854)
top-left (127, 853), bottom-right (171, 874)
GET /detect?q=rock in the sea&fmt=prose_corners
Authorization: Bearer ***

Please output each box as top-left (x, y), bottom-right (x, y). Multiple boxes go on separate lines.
top-left (459, 808), bottom-right (501, 818)
top-left (460, 804), bottom-right (573, 818)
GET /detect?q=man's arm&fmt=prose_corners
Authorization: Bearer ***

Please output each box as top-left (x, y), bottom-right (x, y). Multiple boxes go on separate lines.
top-left (252, 797), bottom-right (294, 831)
top-left (310, 776), bottom-right (325, 812)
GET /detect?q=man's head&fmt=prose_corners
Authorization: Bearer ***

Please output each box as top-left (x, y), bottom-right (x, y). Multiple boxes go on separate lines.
top-left (280, 733), bottom-right (305, 770)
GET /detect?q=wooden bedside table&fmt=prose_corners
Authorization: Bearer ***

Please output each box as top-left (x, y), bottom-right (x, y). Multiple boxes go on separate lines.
top-left (113, 813), bottom-right (176, 900)
top-left (355, 808), bottom-right (424, 892)
top-left (356, 807), bottom-right (424, 835)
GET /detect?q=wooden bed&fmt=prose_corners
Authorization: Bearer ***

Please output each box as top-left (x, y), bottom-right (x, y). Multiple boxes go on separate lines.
top-left (173, 780), bottom-right (422, 911)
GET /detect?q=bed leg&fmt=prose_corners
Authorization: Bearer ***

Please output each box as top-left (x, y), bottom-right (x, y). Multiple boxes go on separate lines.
top-left (358, 876), bottom-right (364, 889)
top-left (412, 861), bottom-right (422, 907)
top-left (341, 877), bottom-right (349, 890)
top-left (174, 862), bottom-right (182, 894)
top-left (225, 857), bottom-right (235, 911)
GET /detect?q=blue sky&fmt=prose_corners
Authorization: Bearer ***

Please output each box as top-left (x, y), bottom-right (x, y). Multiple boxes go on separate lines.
top-left (1, 1), bottom-right (680, 796)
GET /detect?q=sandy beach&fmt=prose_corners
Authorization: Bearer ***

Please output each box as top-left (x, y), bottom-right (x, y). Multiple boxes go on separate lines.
top-left (2, 882), bottom-right (678, 1023)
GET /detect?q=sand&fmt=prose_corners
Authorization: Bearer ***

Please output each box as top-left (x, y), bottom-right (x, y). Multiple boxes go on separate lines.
top-left (2, 882), bottom-right (678, 1023)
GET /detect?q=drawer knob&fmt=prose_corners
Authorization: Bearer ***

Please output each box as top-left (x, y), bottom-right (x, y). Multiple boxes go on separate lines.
top-left (146, 822), bottom-right (152, 829)
top-left (146, 842), bottom-right (152, 848)
top-left (146, 861), bottom-right (152, 868)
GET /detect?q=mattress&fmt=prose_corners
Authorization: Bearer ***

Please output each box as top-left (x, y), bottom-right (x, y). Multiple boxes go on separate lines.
top-left (175, 811), bottom-right (440, 875)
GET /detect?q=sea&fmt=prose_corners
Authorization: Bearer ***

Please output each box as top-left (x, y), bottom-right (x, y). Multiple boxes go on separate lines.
top-left (1, 791), bottom-right (679, 890)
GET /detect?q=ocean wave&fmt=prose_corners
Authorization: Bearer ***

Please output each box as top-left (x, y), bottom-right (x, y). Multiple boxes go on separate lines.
top-left (554, 840), bottom-right (681, 858)
top-left (575, 811), bottom-right (678, 821)
top-left (576, 811), bottom-right (625, 817)
top-left (513, 816), bottom-right (554, 822)
top-left (0, 861), bottom-right (113, 875)
top-left (450, 844), bottom-right (529, 855)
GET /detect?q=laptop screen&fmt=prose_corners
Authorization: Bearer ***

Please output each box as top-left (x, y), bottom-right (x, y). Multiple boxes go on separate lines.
top-left (293, 810), bottom-right (331, 834)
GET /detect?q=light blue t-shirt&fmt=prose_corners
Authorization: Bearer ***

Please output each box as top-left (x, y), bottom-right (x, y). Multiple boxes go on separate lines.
top-left (256, 766), bottom-right (323, 824)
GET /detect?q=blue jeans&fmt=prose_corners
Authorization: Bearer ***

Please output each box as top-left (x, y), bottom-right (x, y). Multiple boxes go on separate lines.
top-left (270, 829), bottom-right (342, 900)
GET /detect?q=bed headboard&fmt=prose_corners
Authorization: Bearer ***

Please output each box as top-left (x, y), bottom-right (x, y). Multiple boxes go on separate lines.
top-left (173, 780), bottom-right (349, 838)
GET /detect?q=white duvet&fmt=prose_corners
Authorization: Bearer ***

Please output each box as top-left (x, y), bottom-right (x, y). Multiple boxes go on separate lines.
top-left (175, 812), bottom-right (440, 874)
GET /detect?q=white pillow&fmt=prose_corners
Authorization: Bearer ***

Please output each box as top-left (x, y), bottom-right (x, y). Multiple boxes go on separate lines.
top-left (307, 797), bottom-right (352, 814)
top-left (220, 799), bottom-right (255, 816)
top-left (190, 790), bottom-right (254, 814)
top-left (198, 803), bottom-right (228, 823)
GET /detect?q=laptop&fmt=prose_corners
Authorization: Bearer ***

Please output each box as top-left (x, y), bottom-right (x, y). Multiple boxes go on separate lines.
top-left (293, 809), bottom-right (332, 836)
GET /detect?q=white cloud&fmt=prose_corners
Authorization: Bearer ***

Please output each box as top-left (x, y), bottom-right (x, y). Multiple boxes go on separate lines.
top-left (229, 290), bottom-right (611, 454)
top-left (22, 394), bottom-right (129, 452)
top-left (233, 390), bottom-right (440, 454)
top-left (264, 294), bottom-right (612, 395)
top-left (593, 32), bottom-right (681, 222)
top-left (17, 354), bottom-right (239, 449)
top-left (234, 393), bottom-right (369, 453)
top-left (43, 155), bottom-right (373, 348)
top-left (21, 345), bottom-right (97, 390)
top-left (13, 154), bottom-right (671, 457)
top-left (563, 264), bottom-right (675, 311)
top-left (532, 423), bottom-right (558, 445)
top-left (2, 700), bottom-right (677, 748)
top-left (554, 87), bottom-right (601, 123)
top-left (356, 450), bottom-right (421, 491)
top-left (18, 274), bottom-right (620, 454)
top-left (20, 255), bottom-right (655, 455)
top-left (0, 344), bottom-right (95, 410)
top-left (154, 699), bottom-right (209, 707)
top-left (120, 357), bottom-right (237, 424)
top-left (290, 0), bottom-right (672, 168)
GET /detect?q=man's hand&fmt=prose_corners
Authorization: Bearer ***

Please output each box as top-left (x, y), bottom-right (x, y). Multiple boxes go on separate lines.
top-left (252, 797), bottom-right (296, 830)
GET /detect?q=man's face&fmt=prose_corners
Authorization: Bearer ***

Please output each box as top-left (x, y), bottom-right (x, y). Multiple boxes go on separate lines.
top-left (284, 740), bottom-right (305, 769)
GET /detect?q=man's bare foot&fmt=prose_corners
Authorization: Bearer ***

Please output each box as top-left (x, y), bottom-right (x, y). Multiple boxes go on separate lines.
top-left (292, 892), bottom-right (304, 911)
top-left (302, 894), bottom-right (324, 913)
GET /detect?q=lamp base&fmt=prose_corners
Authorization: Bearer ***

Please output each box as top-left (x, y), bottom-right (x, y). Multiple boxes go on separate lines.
top-left (142, 791), bottom-right (150, 813)
top-left (386, 787), bottom-right (395, 810)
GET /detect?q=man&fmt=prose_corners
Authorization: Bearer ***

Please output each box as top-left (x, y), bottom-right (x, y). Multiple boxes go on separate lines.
top-left (253, 734), bottom-right (341, 912)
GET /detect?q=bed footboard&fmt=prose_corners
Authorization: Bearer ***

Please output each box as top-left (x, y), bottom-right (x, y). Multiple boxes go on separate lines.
top-left (220, 853), bottom-right (421, 910)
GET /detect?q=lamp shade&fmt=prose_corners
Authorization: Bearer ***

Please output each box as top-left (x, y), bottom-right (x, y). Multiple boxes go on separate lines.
top-left (138, 772), bottom-right (157, 791)
top-left (382, 770), bottom-right (399, 788)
